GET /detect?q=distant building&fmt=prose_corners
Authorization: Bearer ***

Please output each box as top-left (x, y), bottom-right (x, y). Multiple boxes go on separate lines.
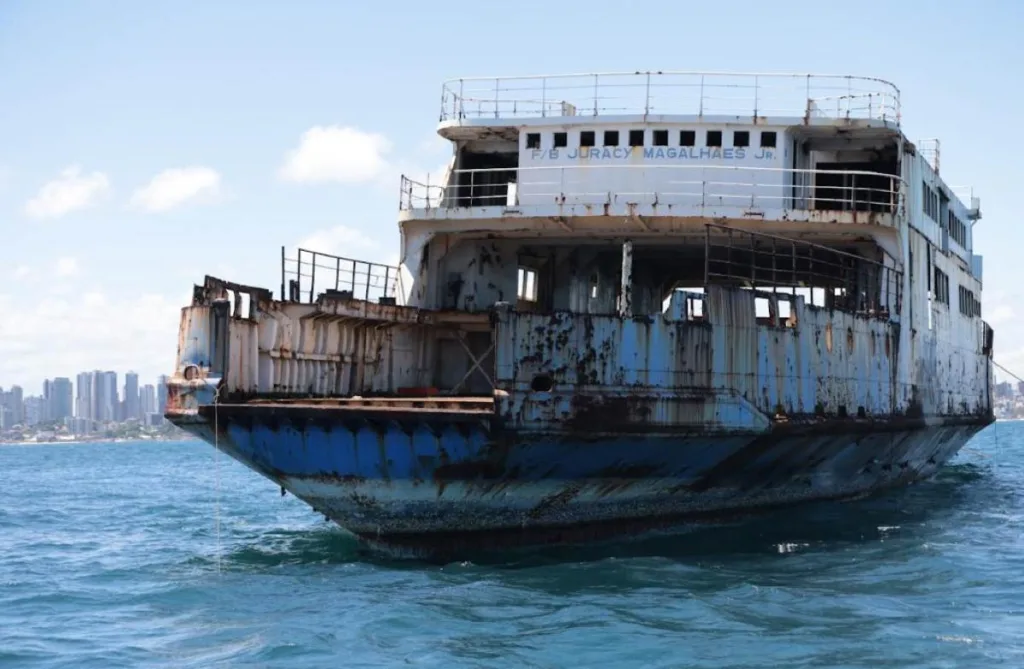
top-left (156, 375), bottom-right (169, 424)
top-left (0, 386), bottom-right (24, 427)
top-left (141, 384), bottom-right (157, 415)
top-left (124, 372), bottom-right (140, 421)
top-left (23, 396), bottom-right (44, 426)
top-left (93, 371), bottom-right (118, 423)
top-left (76, 372), bottom-right (94, 422)
top-left (51, 377), bottom-right (73, 422)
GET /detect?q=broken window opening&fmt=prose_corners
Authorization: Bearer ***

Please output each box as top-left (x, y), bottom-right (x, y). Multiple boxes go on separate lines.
top-left (653, 130), bottom-right (669, 146)
top-left (525, 133), bottom-right (541, 149)
top-left (760, 131), bottom-right (777, 148)
top-left (553, 132), bottom-right (567, 148)
top-left (733, 131), bottom-right (750, 148)
top-left (453, 143), bottom-right (518, 207)
top-left (629, 129), bottom-right (644, 147)
top-left (604, 130), bottom-right (620, 146)
top-left (679, 130), bottom-right (696, 146)
top-left (707, 130), bottom-right (723, 147)
top-left (517, 267), bottom-right (539, 303)
top-left (702, 223), bottom-right (900, 319)
top-left (580, 131), bottom-right (595, 147)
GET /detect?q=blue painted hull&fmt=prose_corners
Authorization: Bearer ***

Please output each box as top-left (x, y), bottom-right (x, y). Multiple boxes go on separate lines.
top-left (173, 402), bottom-right (987, 559)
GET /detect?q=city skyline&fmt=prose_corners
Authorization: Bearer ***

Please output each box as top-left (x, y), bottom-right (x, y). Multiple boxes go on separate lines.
top-left (0, 369), bottom-right (169, 432)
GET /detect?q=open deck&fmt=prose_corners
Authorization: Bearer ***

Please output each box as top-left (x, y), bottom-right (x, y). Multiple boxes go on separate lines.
top-left (440, 71), bottom-right (901, 125)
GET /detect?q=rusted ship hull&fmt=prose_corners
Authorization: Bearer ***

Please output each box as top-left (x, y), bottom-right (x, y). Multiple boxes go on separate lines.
top-left (171, 398), bottom-right (988, 558)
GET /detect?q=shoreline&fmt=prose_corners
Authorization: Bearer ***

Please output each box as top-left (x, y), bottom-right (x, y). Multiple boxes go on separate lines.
top-left (0, 436), bottom-right (194, 446)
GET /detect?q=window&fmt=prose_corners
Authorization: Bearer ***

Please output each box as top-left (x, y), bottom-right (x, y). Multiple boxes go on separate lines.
top-left (653, 129), bottom-right (669, 146)
top-left (603, 130), bottom-right (620, 146)
top-left (629, 129), bottom-right (644, 147)
top-left (553, 132), bottom-right (567, 148)
top-left (517, 267), bottom-right (538, 302)
top-left (760, 131), bottom-right (777, 148)
top-left (679, 130), bottom-right (696, 146)
top-left (922, 182), bottom-right (940, 222)
top-left (526, 133), bottom-right (540, 149)
top-left (707, 130), bottom-right (722, 147)
top-left (580, 130), bottom-right (595, 147)
top-left (947, 210), bottom-right (967, 248)
top-left (933, 268), bottom-right (950, 305)
top-left (733, 131), bottom-right (750, 147)
top-left (959, 286), bottom-right (981, 318)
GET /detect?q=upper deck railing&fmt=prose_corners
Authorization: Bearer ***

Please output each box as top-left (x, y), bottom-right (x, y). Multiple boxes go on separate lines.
top-left (400, 165), bottom-right (903, 218)
top-left (440, 72), bottom-right (901, 125)
top-left (281, 247), bottom-right (401, 304)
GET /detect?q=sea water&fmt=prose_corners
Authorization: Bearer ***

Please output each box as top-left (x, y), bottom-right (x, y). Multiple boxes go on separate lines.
top-left (2, 423), bottom-right (1022, 668)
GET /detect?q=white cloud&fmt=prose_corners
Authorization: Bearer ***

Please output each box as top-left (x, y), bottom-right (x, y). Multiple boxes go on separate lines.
top-left (24, 166), bottom-right (111, 219)
top-left (130, 166), bottom-right (221, 213)
top-left (986, 304), bottom-right (1013, 327)
top-left (0, 288), bottom-right (188, 393)
top-left (55, 257), bottom-right (79, 277)
top-left (296, 225), bottom-right (379, 257)
top-left (12, 265), bottom-right (31, 280)
top-left (278, 126), bottom-right (392, 184)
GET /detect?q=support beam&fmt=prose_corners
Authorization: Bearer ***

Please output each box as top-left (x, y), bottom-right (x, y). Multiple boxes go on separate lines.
top-left (619, 239), bottom-right (633, 317)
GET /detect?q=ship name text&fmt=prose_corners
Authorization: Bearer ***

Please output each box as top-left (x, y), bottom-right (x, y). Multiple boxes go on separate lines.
top-left (528, 147), bottom-right (777, 161)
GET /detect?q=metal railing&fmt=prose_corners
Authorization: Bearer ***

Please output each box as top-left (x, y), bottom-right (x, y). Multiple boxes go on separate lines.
top-left (399, 165), bottom-right (904, 216)
top-left (280, 247), bottom-right (401, 304)
top-left (440, 72), bottom-right (901, 124)
top-left (703, 223), bottom-right (903, 317)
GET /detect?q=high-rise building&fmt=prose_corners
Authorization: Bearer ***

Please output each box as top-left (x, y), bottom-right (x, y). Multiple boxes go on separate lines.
top-left (141, 384), bottom-right (157, 415)
top-left (23, 396), bottom-right (44, 426)
top-left (76, 372), bottom-right (94, 422)
top-left (124, 372), bottom-right (140, 421)
top-left (91, 371), bottom-right (118, 423)
top-left (7, 385), bottom-right (23, 426)
top-left (43, 377), bottom-right (74, 424)
top-left (43, 380), bottom-right (53, 421)
top-left (51, 377), bottom-right (73, 423)
top-left (157, 375), bottom-right (169, 414)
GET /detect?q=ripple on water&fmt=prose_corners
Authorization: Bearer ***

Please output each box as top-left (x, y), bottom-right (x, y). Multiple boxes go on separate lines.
top-left (2, 432), bottom-right (1024, 667)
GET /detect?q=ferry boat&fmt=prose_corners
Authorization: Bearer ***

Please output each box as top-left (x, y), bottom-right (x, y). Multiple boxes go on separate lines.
top-left (165, 71), bottom-right (994, 558)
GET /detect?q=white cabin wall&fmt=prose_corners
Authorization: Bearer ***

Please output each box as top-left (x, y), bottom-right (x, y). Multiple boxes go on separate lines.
top-left (516, 124), bottom-right (787, 210)
top-left (901, 184), bottom-right (987, 417)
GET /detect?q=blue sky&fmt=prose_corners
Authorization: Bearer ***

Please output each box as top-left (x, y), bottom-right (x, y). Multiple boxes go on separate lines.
top-left (0, 0), bottom-right (1021, 393)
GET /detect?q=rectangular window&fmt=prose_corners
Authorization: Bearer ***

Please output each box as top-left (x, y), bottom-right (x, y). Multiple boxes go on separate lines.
top-left (517, 267), bottom-right (538, 302)
top-left (628, 129), bottom-right (644, 147)
top-left (933, 268), bottom-right (950, 305)
top-left (733, 131), bottom-right (750, 148)
top-left (553, 132), bottom-right (567, 148)
top-left (653, 129), bottom-right (669, 146)
top-left (707, 130), bottom-right (723, 147)
top-left (760, 131), bottom-right (777, 148)
top-left (580, 130), bottom-right (595, 147)
top-left (679, 130), bottom-right (696, 146)
top-left (526, 133), bottom-right (540, 149)
top-left (603, 130), bottom-right (619, 146)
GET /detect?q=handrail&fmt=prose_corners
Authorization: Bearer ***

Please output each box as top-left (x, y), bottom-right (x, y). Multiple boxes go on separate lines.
top-left (399, 164), bottom-right (905, 216)
top-left (440, 72), bottom-right (901, 125)
top-left (280, 247), bottom-right (401, 304)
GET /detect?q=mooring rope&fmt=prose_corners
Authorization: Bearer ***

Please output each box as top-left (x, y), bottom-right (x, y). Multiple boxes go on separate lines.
top-left (213, 384), bottom-right (222, 576)
top-left (993, 359), bottom-right (1024, 386)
